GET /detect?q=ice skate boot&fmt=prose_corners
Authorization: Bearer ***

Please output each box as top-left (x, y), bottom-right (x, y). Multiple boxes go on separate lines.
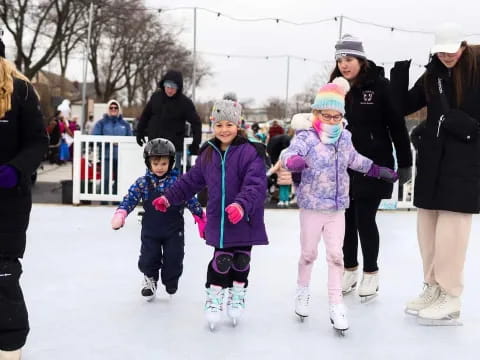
top-left (417, 288), bottom-right (462, 326)
top-left (141, 276), bottom-right (157, 302)
top-left (358, 272), bottom-right (379, 303)
top-left (226, 281), bottom-right (247, 326)
top-left (329, 303), bottom-right (349, 336)
top-left (405, 283), bottom-right (440, 316)
top-left (342, 269), bottom-right (358, 295)
top-left (294, 286), bottom-right (310, 321)
top-left (0, 349), bottom-right (21, 360)
top-left (205, 285), bottom-right (225, 331)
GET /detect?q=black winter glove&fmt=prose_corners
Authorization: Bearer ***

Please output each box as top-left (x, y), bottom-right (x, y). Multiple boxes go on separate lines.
top-left (390, 60), bottom-right (412, 115)
top-left (188, 143), bottom-right (199, 155)
top-left (136, 133), bottom-right (146, 147)
top-left (397, 167), bottom-right (412, 186)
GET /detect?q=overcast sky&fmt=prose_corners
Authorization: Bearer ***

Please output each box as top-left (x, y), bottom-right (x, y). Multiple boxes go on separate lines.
top-left (144, 0), bottom-right (480, 107)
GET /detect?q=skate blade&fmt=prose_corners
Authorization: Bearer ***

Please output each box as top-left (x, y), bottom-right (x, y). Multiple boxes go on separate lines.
top-left (342, 283), bottom-right (357, 295)
top-left (295, 312), bottom-right (308, 322)
top-left (417, 312), bottom-right (462, 326)
top-left (208, 322), bottom-right (216, 331)
top-left (404, 308), bottom-right (419, 316)
top-left (143, 295), bottom-right (156, 302)
top-left (359, 293), bottom-right (378, 303)
top-left (330, 319), bottom-right (348, 336)
top-left (232, 318), bottom-right (238, 327)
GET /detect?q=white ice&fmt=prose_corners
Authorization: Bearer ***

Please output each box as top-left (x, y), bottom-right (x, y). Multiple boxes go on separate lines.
top-left (22, 205), bottom-right (480, 359)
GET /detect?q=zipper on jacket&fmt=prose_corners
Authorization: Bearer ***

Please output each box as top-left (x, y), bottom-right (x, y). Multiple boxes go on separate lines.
top-left (334, 144), bottom-right (339, 211)
top-left (208, 141), bottom-right (229, 249)
top-left (437, 115), bottom-right (445, 138)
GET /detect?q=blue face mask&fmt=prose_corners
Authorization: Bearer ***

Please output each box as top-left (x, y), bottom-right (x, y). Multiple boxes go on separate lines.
top-left (312, 118), bottom-right (343, 144)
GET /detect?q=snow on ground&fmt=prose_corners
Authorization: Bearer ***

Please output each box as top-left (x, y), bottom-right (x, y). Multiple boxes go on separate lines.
top-left (21, 205), bottom-right (480, 359)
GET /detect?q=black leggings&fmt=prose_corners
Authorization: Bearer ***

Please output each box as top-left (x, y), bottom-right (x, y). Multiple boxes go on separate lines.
top-left (206, 246), bottom-right (252, 289)
top-left (343, 197), bottom-right (382, 272)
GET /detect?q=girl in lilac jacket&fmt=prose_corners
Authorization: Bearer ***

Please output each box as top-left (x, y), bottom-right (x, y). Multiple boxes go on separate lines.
top-left (281, 78), bottom-right (397, 333)
top-left (152, 99), bottom-right (268, 330)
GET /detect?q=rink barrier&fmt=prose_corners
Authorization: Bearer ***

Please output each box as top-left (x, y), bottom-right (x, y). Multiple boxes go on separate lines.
top-left (72, 131), bottom-right (192, 204)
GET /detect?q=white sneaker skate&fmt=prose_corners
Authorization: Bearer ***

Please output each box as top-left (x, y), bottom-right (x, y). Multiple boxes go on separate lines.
top-left (141, 276), bottom-right (157, 302)
top-left (358, 272), bottom-right (379, 302)
top-left (277, 201), bottom-right (285, 207)
top-left (0, 349), bottom-right (21, 360)
top-left (205, 285), bottom-right (225, 331)
top-left (294, 286), bottom-right (310, 321)
top-left (329, 303), bottom-right (349, 335)
top-left (405, 283), bottom-right (440, 316)
top-left (417, 288), bottom-right (462, 326)
top-left (227, 282), bottom-right (246, 326)
top-left (342, 269), bottom-right (358, 294)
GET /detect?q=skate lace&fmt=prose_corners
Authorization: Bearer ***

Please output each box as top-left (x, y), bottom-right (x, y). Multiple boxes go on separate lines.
top-left (330, 304), bottom-right (346, 319)
top-left (229, 287), bottom-right (246, 309)
top-left (430, 289), bottom-right (448, 309)
top-left (296, 288), bottom-right (310, 306)
top-left (419, 284), bottom-right (437, 302)
top-left (206, 288), bottom-right (223, 312)
top-left (143, 276), bottom-right (157, 292)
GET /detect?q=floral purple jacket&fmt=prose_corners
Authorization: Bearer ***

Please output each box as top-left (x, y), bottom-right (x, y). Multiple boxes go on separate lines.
top-left (164, 137), bottom-right (268, 249)
top-left (281, 128), bottom-right (373, 211)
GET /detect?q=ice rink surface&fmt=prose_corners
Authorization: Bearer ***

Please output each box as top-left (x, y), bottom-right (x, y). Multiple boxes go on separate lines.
top-left (21, 205), bottom-right (480, 359)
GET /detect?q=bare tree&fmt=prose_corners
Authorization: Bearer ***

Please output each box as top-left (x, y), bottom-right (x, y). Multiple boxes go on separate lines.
top-left (265, 97), bottom-right (286, 120)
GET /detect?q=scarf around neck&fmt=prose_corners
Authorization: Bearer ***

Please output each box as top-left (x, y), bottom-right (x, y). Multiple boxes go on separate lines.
top-left (312, 117), bottom-right (343, 144)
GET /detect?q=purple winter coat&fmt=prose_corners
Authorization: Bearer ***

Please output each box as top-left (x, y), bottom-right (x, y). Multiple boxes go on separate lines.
top-left (281, 128), bottom-right (373, 211)
top-left (164, 137), bottom-right (268, 249)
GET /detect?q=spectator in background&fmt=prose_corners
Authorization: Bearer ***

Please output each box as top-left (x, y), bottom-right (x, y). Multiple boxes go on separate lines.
top-left (135, 70), bottom-right (201, 172)
top-left (250, 123), bottom-right (267, 144)
top-left (46, 113), bottom-right (62, 164)
top-left (92, 99), bottom-right (132, 196)
top-left (267, 120), bottom-right (284, 143)
top-left (84, 114), bottom-right (95, 135)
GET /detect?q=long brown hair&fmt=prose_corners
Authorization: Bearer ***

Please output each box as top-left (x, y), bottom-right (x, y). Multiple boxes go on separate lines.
top-left (0, 57), bottom-right (32, 119)
top-left (425, 43), bottom-right (480, 106)
top-left (329, 57), bottom-right (370, 86)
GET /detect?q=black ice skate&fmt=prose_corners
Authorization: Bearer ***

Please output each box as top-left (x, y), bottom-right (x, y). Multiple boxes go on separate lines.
top-left (141, 276), bottom-right (157, 302)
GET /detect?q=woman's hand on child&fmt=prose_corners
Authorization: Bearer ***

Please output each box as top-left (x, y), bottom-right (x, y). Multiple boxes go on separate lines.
top-left (111, 209), bottom-right (127, 230)
top-left (152, 196), bottom-right (170, 212)
top-left (285, 155), bottom-right (307, 172)
top-left (366, 164), bottom-right (398, 183)
top-left (193, 212), bottom-right (207, 239)
top-left (225, 203), bottom-right (244, 224)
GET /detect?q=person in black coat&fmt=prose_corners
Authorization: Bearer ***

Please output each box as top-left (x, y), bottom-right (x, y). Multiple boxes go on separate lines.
top-left (391, 22), bottom-right (480, 323)
top-left (136, 70), bottom-right (202, 172)
top-left (0, 40), bottom-right (48, 358)
top-left (330, 35), bottom-right (412, 299)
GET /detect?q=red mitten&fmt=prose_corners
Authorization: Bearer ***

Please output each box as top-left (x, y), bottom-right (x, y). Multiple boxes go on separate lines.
top-left (193, 212), bottom-right (207, 239)
top-left (111, 209), bottom-right (127, 230)
top-left (152, 196), bottom-right (170, 212)
top-left (225, 203), bottom-right (244, 224)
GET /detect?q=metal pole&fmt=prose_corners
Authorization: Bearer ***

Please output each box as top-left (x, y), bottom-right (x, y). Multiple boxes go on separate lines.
top-left (285, 55), bottom-right (290, 119)
top-left (338, 15), bottom-right (344, 40)
top-left (81, 2), bottom-right (94, 132)
top-left (192, 7), bottom-right (197, 103)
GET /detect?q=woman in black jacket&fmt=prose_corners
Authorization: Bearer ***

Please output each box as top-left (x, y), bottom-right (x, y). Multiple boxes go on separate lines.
top-left (331, 35), bottom-right (412, 300)
top-left (391, 22), bottom-right (480, 324)
top-left (0, 40), bottom-right (48, 358)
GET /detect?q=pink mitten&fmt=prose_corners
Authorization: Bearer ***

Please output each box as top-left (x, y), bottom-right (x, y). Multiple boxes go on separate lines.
top-left (152, 196), bottom-right (170, 212)
top-left (225, 203), bottom-right (244, 224)
top-left (193, 212), bottom-right (207, 239)
top-left (285, 155), bottom-right (307, 172)
top-left (111, 209), bottom-right (127, 230)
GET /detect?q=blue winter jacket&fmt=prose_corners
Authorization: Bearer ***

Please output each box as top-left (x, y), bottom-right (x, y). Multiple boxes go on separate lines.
top-left (92, 114), bottom-right (132, 160)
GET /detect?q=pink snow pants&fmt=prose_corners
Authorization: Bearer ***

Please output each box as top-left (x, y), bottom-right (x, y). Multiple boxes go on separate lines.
top-left (297, 209), bottom-right (345, 304)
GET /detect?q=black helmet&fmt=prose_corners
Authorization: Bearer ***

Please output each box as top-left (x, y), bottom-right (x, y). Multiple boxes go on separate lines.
top-left (143, 138), bottom-right (176, 170)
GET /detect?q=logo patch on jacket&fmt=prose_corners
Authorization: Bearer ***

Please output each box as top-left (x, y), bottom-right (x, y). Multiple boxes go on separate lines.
top-left (0, 119), bottom-right (8, 123)
top-left (361, 90), bottom-right (375, 105)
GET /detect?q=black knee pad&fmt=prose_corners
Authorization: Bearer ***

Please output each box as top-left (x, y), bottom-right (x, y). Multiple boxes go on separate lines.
top-left (232, 252), bottom-right (250, 272)
top-left (212, 252), bottom-right (233, 274)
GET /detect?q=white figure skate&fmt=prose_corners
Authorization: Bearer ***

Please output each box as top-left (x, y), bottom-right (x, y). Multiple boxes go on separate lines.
top-left (417, 288), bottom-right (462, 326)
top-left (294, 286), bottom-right (310, 322)
top-left (342, 269), bottom-right (358, 295)
top-left (226, 282), bottom-right (247, 326)
top-left (329, 303), bottom-right (349, 336)
top-left (205, 285), bottom-right (225, 331)
top-left (0, 349), bottom-right (21, 360)
top-left (405, 283), bottom-right (440, 316)
top-left (141, 276), bottom-right (157, 302)
top-left (358, 272), bottom-right (378, 303)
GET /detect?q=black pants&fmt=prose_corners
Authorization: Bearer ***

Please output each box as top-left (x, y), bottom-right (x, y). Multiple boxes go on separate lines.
top-left (0, 258), bottom-right (29, 351)
top-left (206, 246), bottom-right (252, 289)
top-left (138, 230), bottom-right (184, 291)
top-left (343, 197), bottom-right (382, 272)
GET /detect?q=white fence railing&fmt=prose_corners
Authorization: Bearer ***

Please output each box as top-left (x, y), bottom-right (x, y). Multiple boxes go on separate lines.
top-left (72, 131), bottom-right (415, 209)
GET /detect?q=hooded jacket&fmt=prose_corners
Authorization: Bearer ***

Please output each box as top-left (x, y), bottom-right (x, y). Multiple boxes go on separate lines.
top-left (0, 78), bottom-right (48, 257)
top-left (137, 70), bottom-right (202, 154)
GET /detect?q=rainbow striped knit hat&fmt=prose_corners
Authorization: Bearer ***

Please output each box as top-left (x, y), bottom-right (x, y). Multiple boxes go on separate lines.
top-left (311, 77), bottom-right (350, 114)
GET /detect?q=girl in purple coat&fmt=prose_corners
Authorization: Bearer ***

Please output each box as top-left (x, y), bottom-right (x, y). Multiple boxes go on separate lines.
top-left (281, 78), bottom-right (397, 334)
top-left (152, 99), bottom-right (268, 330)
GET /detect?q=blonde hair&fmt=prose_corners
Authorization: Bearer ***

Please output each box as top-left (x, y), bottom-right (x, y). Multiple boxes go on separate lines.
top-left (0, 57), bottom-right (32, 119)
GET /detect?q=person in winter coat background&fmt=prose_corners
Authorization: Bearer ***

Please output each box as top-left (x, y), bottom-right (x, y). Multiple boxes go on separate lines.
top-left (0, 38), bottom-right (48, 359)
top-left (390, 22), bottom-right (480, 325)
top-left (152, 99), bottom-right (268, 330)
top-left (281, 77), bottom-right (397, 333)
top-left (135, 70), bottom-right (202, 172)
top-left (330, 34), bottom-right (412, 299)
top-left (267, 149), bottom-right (293, 207)
top-left (92, 99), bottom-right (132, 195)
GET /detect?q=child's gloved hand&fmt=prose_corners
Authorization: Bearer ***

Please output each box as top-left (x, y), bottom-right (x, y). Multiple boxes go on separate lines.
top-left (366, 164), bottom-right (398, 183)
top-left (111, 209), bottom-right (127, 230)
top-left (285, 155), bottom-right (307, 172)
top-left (152, 196), bottom-right (170, 212)
top-left (225, 203), bottom-right (244, 224)
top-left (193, 212), bottom-right (207, 239)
